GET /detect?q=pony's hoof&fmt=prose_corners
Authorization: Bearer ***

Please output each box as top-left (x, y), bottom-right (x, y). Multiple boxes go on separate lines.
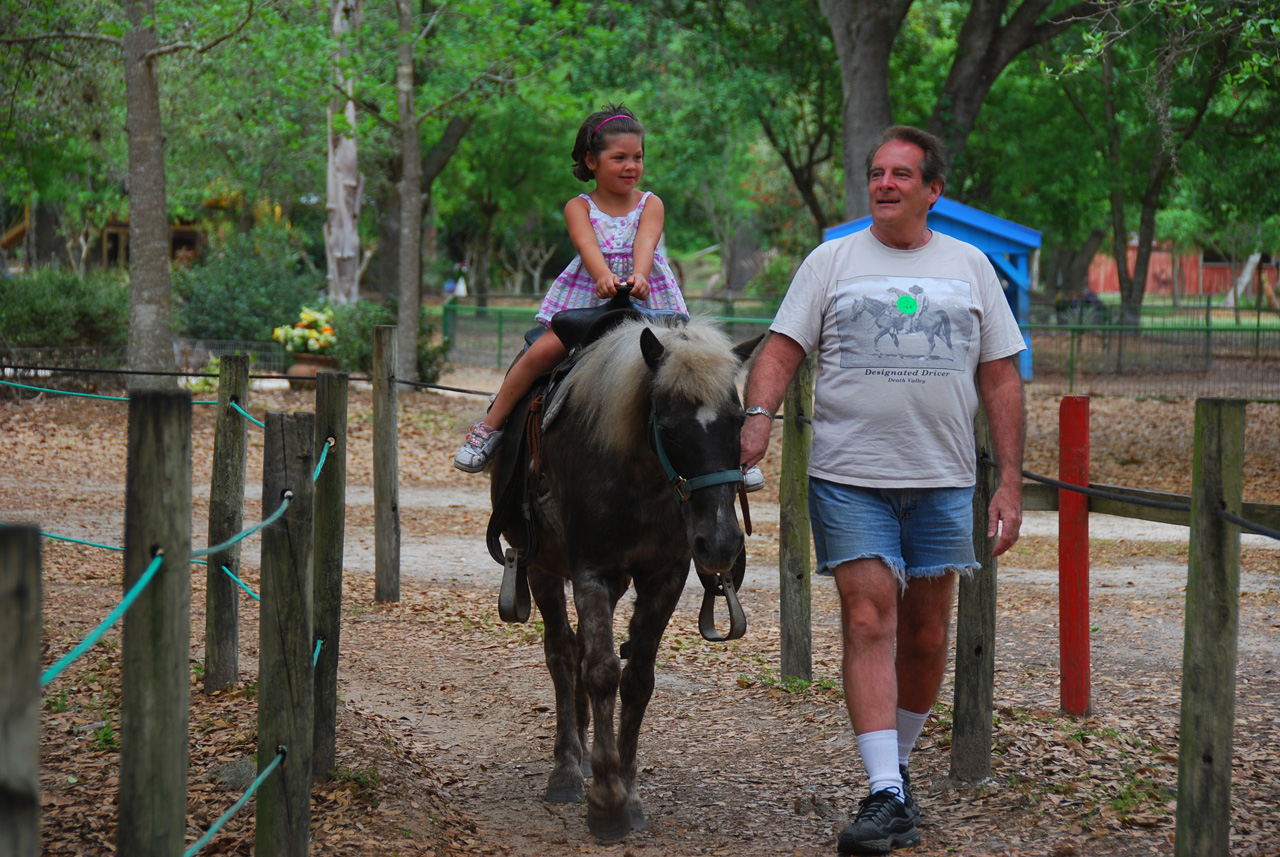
top-left (544, 769), bottom-right (585, 804)
top-left (587, 806), bottom-right (632, 843)
top-left (627, 793), bottom-right (646, 831)
top-left (580, 758), bottom-right (592, 779)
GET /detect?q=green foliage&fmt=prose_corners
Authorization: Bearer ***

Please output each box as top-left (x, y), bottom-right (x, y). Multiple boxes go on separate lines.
top-left (172, 228), bottom-right (325, 342)
top-left (326, 299), bottom-right (395, 372)
top-left (417, 305), bottom-right (450, 385)
top-left (0, 267), bottom-right (128, 347)
top-left (324, 299), bottom-right (449, 383)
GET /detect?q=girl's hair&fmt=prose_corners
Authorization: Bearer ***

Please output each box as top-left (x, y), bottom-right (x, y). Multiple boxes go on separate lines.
top-left (571, 104), bottom-right (644, 183)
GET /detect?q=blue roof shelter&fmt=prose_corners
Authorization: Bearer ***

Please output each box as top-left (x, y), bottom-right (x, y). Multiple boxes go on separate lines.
top-left (822, 196), bottom-right (1040, 379)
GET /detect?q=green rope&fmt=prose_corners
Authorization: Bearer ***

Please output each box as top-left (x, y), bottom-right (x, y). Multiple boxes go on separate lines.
top-left (312, 437), bottom-right (334, 482)
top-left (13, 528), bottom-right (125, 553)
top-left (312, 639), bottom-right (323, 667)
top-left (182, 748), bottom-right (286, 857)
top-left (193, 492), bottom-right (291, 558)
top-left (0, 378), bottom-right (129, 401)
top-left (230, 400), bottom-right (265, 427)
top-left (222, 565), bottom-right (260, 601)
top-left (41, 552), bottom-right (164, 687)
top-left (0, 378), bottom-right (214, 405)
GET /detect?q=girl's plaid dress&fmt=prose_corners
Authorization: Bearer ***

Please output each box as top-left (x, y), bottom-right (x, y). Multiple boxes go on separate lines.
top-left (536, 192), bottom-right (687, 325)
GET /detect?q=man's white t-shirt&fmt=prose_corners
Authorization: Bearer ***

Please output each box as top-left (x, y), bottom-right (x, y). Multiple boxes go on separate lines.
top-left (771, 228), bottom-right (1025, 488)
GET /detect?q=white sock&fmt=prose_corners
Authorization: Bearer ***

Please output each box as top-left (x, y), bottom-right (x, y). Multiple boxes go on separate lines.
top-left (896, 707), bottom-right (929, 767)
top-left (856, 729), bottom-right (903, 795)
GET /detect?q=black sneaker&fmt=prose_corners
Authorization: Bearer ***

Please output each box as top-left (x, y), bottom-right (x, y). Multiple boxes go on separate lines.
top-left (899, 765), bottom-right (919, 823)
top-left (836, 788), bottom-right (920, 855)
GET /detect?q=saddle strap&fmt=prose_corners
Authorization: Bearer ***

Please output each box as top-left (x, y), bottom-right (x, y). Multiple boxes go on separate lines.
top-left (527, 394), bottom-right (545, 474)
top-left (738, 484), bottom-right (752, 537)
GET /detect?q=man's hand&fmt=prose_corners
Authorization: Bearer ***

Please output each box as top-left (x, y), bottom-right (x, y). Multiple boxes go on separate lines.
top-left (987, 481), bottom-right (1022, 557)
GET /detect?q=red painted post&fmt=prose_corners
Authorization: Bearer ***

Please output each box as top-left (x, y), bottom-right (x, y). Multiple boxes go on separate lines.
top-left (1059, 395), bottom-right (1091, 715)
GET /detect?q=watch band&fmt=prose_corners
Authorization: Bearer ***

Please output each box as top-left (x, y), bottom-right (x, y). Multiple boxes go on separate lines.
top-left (744, 406), bottom-right (774, 418)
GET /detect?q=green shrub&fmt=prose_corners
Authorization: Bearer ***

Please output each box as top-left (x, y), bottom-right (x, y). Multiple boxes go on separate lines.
top-left (324, 298), bottom-right (449, 384)
top-left (173, 228), bottom-right (325, 342)
top-left (417, 304), bottom-right (450, 384)
top-left (326, 299), bottom-right (395, 372)
top-left (0, 267), bottom-right (129, 347)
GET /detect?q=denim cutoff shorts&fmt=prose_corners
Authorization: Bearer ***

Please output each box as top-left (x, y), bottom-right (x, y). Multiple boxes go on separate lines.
top-left (809, 478), bottom-right (980, 587)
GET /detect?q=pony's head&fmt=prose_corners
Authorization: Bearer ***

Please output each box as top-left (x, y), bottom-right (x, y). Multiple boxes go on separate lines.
top-left (563, 316), bottom-right (759, 576)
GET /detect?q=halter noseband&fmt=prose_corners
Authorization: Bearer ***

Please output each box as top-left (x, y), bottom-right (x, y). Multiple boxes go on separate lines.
top-left (648, 411), bottom-right (746, 503)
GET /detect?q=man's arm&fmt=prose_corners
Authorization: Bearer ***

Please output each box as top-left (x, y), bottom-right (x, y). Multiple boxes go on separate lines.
top-left (976, 354), bottom-right (1025, 557)
top-left (740, 332), bottom-right (808, 468)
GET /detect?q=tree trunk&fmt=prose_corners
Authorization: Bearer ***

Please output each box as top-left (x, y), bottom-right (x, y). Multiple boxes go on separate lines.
top-left (1221, 251), bottom-right (1261, 308)
top-left (122, 0), bottom-right (176, 389)
top-left (821, 0), bottom-right (911, 221)
top-left (24, 201), bottom-right (66, 268)
top-left (375, 118), bottom-right (470, 304)
top-left (1056, 230), bottom-right (1105, 297)
top-left (324, 0), bottom-right (363, 305)
top-left (927, 1), bottom-right (1096, 171)
top-left (395, 0), bottom-right (422, 383)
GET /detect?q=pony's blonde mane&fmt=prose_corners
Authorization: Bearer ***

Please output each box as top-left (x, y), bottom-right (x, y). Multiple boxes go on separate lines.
top-left (562, 317), bottom-right (742, 455)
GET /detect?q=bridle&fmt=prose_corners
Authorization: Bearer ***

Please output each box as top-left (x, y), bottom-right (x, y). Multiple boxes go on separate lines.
top-left (647, 411), bottom-right (745, 503)
top-left (646, 408), bottom-right (748, 642)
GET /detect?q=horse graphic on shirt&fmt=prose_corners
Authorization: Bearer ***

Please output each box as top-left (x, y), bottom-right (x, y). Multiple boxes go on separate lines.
top-left (848, 293), bottom-right (954, 359)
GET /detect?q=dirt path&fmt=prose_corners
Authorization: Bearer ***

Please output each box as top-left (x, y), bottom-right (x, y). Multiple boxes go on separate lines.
top-left (5, 377), bottom-right (1280, 856)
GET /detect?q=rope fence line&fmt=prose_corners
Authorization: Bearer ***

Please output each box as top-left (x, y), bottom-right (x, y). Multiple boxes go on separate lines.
top-left (1010, 460), bottom-right (1278, 541)
top-left (313, 436), bottom-right (335, 482)
top-left (3, 360), bottom-right (502, 399)
top-left (193, 492), bottom-right (293, 559)
top-left (0, 363), bottom-right (371, 383)
top-left (230, 400), bottom-right (265, 427)
top-left (0, 378), bottom-right (212, 409)
top-left (222, 565), bottom-right (261, 601)
top-left (181, 747), bottom-right (286, 857)
top-left (5, 380), bottom-right (347, 856)
top-left (41, 551), bottom-right (165, 687)
top-left (0, 378), bottom-right (131, 402)
top-left (394, 376), bottom-right (493, 397)
top-left (26, 485), bottom-right (295, 684)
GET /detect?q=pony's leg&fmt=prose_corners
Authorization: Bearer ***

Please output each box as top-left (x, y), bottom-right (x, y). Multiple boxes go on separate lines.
top-left (575, 576), bottom-right (631, 842)
top-left (530, 570), bottom-right (586, 803)
top-left (615, 567), bottom-right (687, 832)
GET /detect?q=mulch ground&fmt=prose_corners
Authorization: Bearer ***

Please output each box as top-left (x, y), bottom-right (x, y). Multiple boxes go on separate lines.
top-left (5, 378), bottom-right (1280, 856)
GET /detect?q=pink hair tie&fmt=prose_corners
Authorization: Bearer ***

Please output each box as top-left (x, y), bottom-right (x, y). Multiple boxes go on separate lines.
top-left (594, 114), bottom-right (631, 133)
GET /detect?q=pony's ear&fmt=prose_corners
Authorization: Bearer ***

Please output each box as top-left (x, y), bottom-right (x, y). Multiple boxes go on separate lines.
top-left (733, 333), bottom-right (766, 364)
top-left (640, 326), bottom-right (666, 371)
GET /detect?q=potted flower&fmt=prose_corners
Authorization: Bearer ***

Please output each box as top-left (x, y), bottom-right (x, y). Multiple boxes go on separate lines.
top-left (274, 306), bottom-right (338, 388)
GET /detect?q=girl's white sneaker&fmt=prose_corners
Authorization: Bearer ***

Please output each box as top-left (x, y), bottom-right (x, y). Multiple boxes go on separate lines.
top-left (454, 423), bottom-right (503, 472)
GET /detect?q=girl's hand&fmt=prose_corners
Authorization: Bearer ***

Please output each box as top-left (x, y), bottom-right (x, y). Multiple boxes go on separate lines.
top-left (595, 272), bottom-right (621, 299)
top-left (628, 271), bottom-right (651, 301)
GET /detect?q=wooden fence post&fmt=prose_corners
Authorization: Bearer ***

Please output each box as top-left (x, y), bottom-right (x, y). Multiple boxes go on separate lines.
top-left (372, 325), bottom-right (401, 602)
top-left (118, 390), bottom-right (192, 857)
top-left (1059, 395), bottom-right (1091, 715)
top-left (1175, 398), bottom-right (1244, 857)
top-left (951, 405), bottom-right (997, 781)
top-left (0, 525), bottom-right (41, 857)
top-left (778, 355), bottom-right (814, 681)
top-left (256, 411), bottom-right (315, 857)
top-left (205, 354), bottom-right (250, 692)
top-left (313, 371), bottom-right (348, 782)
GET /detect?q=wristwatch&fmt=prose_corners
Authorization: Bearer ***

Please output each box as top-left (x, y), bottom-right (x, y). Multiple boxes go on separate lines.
top-left (744, 406), bottom-right (774, 418)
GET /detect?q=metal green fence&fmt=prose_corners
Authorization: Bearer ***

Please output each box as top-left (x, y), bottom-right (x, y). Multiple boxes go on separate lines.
top-left (435, 299), bottom-right (1280, 400)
